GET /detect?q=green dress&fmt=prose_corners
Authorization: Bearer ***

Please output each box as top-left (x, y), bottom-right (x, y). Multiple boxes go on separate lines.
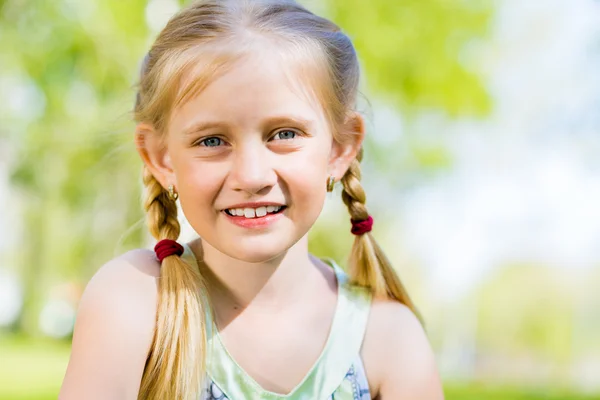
top-left (180, 244), bottom-right (373, 400)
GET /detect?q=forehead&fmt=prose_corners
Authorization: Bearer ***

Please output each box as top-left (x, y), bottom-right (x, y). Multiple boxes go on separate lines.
top-left (168, 46), bottom-right (329, 132)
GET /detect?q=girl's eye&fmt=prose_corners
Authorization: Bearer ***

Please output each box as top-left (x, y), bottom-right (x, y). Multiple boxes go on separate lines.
top-left (273, 130), bottom-right (296, 140)
top-left (199, 137), bottom-right (224, 147)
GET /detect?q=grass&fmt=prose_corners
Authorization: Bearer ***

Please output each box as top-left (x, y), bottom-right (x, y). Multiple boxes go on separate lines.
top-left (0, 334), bottom-right (70, 400)
top-left (445, 384), bottom-right (600, 400)
top-left (1, 334), bottom-right (599, 400)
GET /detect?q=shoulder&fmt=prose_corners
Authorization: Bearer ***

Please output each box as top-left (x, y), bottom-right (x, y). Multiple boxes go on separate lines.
top-left (361, 299), bottom-right (444, 400)
top-left (86, 248), bottom-right (161, 299)
top-left (60, 249), bottom-right (160, 399)
top-left (78, 248), bottom-right (161, 333)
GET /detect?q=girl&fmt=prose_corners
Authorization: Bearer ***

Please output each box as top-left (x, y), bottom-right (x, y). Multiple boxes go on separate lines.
top-left (59, 0), bottom-right (443, 399)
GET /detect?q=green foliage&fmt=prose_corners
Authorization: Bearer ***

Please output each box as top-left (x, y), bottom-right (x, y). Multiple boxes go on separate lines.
top-left (325, 0), bottom-right (492, 117)
top-left (1, 1), bottom-right (149, 334)
top-left (474, 264), bottom-right (576, 363)
top-left (322, 0), bottom-right (493, 174)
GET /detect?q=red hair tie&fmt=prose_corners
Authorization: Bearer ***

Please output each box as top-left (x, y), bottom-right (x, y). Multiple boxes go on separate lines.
top-left (351, 216), bottom-right (373, 235)
top-left (154, 239), bottom-right (184, 263)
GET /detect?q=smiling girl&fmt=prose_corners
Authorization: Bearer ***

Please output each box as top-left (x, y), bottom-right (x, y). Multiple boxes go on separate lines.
top-left (59, 1), bottom-right (444, 399)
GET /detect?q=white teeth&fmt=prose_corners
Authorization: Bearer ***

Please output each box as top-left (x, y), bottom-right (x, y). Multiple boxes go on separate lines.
top-left (226, 206), bottom-right (284, 218)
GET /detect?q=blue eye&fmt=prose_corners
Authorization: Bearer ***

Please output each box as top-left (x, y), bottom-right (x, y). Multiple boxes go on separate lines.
top-left (200, 137), bottom-right (223, 147)
top-left (274, 130), bottom-right (296, 140)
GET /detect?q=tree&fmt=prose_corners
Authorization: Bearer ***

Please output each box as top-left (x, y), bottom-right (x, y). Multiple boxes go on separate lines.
top-left (1, 0), bottom-right (492, 335)
top-left (2, 0), bottom-right (149, 334)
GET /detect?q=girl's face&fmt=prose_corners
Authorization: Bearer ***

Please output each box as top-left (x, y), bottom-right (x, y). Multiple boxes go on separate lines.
top-left (138, 52), bottom-right (363, 262)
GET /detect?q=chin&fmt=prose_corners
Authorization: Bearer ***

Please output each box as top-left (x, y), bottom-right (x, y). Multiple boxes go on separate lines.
top-left (218, 233), bottom-right (298, 263)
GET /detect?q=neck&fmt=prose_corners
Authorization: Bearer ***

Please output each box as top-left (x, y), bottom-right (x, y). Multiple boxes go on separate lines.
top-left (190, 236), bottom-right (329, 314)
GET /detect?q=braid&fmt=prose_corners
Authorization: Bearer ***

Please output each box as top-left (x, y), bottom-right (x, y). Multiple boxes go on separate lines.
top-left (142, 166), bottom-right (180, 240)
top-left (340, 150), bottom-right (422, 323)
top-left (341, 149), bottom-right (369, 221)
top-left (138, 166), bottom-right (208, 399)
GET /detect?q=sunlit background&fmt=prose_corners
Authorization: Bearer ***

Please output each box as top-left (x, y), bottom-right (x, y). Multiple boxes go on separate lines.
top-left (1, 0), bottom-right (599, 399)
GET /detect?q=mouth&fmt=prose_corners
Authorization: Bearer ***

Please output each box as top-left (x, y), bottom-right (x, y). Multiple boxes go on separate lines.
top-left (223, 205), bottom-right (287, 219)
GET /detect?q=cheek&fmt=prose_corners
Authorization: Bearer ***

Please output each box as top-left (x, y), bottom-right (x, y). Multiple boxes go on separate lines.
top-left (175, 160), bottom-right (225, 220)
top-left (279, 148), bottom-right (330, 213)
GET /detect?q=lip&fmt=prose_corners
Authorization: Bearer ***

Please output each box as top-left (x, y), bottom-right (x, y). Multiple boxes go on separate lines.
top-left (221, 202), bottom-right (286, 211)
top-left (222, 207), bottom-right (286, 229)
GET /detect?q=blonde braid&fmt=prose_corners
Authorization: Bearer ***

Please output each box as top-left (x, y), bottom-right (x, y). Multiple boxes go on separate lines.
top-left (142, 166), bottom-right (180, 240)
top-left (341, 150), bottom-right (422, 322)
top-left (138, 166), bottom-right (208, 400)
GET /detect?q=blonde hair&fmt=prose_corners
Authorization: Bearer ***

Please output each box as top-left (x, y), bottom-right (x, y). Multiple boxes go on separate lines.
top-left (134, 1), bottom-right (419, 398)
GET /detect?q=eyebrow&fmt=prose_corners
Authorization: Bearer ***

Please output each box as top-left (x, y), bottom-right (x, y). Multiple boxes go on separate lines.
top-left (181, 115), bottom-right (314, 136)
top-left (181, 121), bottom-right (226, 136)
top-left (261, 116), bottom-right (314, 130)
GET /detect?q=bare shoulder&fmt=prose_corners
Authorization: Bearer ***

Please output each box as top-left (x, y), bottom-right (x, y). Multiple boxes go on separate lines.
top-left (361, 299), bottom-right (445, 400)
top-left (59, 249), bottom-right (160, 400)
top-left (86, 248), bottom-right (161, 296)
top-left (77, 248), bottom-right (161, 332)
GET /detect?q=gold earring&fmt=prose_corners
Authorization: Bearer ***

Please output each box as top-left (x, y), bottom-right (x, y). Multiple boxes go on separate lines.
top-left (167, 184), bottom-right (179, 201)
top-left (326, 176), bottom-right (335, 192)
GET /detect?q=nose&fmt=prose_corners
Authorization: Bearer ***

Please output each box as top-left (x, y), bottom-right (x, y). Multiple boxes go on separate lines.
top-left (229, 142), bottom-right (277, 195)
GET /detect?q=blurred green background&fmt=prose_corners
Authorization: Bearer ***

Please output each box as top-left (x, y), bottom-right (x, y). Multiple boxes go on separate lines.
top-left (1, 0), bottom-right (599, 399)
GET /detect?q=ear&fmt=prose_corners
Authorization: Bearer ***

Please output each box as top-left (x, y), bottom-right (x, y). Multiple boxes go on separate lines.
top-left (328, 113), bottom-right (365, 180)
top-left (135, 123), bottom-right (175, 190)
